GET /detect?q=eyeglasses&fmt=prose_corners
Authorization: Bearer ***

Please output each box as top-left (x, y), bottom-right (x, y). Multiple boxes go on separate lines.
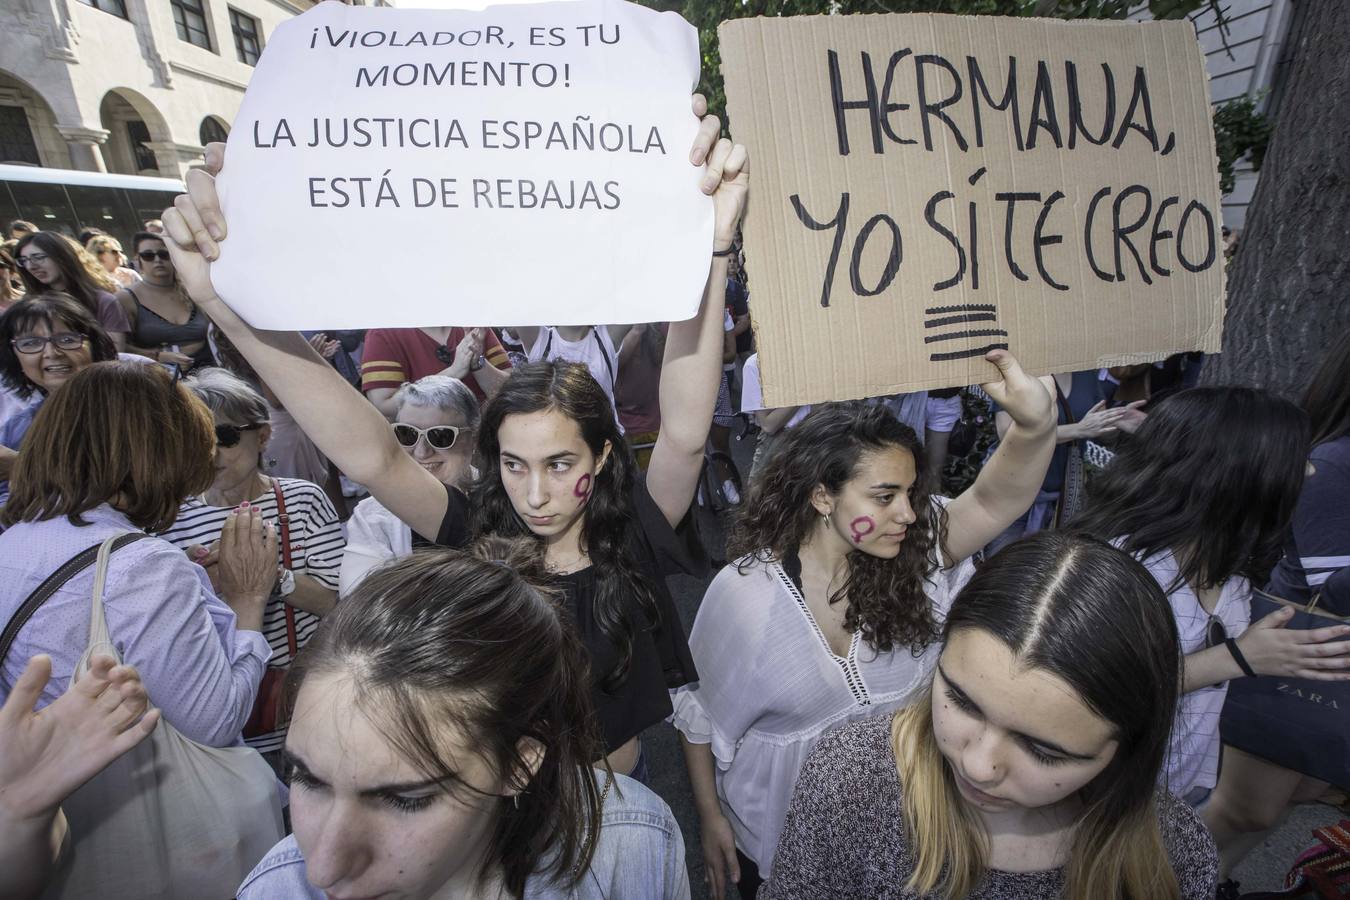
top-left (138, 250), bottom-right (171, 262)
top-left (215, 422), bottom-right (265, 448)
top-left (11, 332), bottom-right (86, 354)
top-left (17, 253), bottom-right (48, 268)
top-left (393, 423), bottom-right (461, 450)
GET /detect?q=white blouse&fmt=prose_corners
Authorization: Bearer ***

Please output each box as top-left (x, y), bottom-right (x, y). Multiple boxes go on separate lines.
top-left (670, 542), bottom-right (974, 877)
top-left (1135, 549), bottom-right (1252, 799)
top-left (339, 496), bottom-right (413, 597)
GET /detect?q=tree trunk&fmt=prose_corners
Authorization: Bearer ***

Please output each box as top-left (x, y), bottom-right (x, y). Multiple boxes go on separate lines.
top-left (1201, 0), bottom-right (1350, 397)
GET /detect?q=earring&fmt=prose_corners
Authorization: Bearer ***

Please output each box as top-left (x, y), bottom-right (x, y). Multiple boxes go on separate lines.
top-left (822, 512), bottom-right (832, 529)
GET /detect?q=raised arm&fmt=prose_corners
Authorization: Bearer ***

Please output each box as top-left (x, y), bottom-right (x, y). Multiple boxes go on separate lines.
top-left (161, 145), bottom-right (450, 541)
top-left (646, 99), bottom-right (749, 527)
top-left (943, 352), bottom-right (1056, 564)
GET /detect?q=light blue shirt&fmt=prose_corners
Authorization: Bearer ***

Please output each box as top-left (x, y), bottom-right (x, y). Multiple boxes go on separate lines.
top-left (238, 771), bottom-right (691, 899)
top-left (0, 395), bottom-right (41, 509)
top-left (0, 504), bottom-right (270, 746)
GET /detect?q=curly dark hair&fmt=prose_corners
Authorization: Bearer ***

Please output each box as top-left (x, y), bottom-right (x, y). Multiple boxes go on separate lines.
top-left (729, 402), bottom-right (947, 653)
top-left (468, 361), bottom-right (660, 691)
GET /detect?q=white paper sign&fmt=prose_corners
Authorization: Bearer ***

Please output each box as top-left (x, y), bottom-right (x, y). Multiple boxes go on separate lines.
top-left (211, 0), bottom-right (711, 329)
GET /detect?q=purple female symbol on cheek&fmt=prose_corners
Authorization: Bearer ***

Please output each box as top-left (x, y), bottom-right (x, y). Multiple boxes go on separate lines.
top-left (573, 473), bottom-right (593, 504)
top-left (849, 516), bottom-right (876, 544)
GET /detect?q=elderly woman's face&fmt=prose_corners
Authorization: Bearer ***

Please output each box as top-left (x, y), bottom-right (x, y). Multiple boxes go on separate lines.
top-left (14, 320), bottom-right (94, 393)
top-left (394, 402), bottom-right (473, 487)
top-left (211, 411), bottom-right (270, 494)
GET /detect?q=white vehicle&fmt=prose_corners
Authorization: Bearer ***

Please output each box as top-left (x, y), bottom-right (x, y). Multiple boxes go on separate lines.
top-left (0, 164), bottom-right (184, 248)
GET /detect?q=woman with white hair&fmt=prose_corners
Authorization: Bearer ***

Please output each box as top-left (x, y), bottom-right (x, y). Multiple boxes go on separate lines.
top-left (339, 375), bottom-right (480, 595)
top-left (157, 367), bottom-right (344, 765)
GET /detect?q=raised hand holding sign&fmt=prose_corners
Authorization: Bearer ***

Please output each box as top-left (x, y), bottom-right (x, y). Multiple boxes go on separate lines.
top-left (201, 0), bottom-right (712, 330)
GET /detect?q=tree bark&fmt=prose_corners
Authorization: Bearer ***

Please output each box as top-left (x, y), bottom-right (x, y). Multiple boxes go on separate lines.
top-left (1202, 0), bottom-right (1350, 397)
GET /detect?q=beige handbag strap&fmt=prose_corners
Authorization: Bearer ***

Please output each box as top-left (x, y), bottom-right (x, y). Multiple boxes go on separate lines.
top-left (80, 533), bottom-right (135, 675)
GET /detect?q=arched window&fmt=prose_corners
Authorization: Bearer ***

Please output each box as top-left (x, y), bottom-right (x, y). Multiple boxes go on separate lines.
top-left (199, 116), bottom-right (229, 146)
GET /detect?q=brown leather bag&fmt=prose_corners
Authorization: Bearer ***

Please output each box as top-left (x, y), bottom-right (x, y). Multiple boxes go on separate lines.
top-left (242, 479), bottom-right (298, 739)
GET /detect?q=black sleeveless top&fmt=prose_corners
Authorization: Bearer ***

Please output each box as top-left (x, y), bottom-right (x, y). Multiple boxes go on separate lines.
top-left (433, 478), bottom-right (703, 751)
top-left (127, 288), bottom-right (214, 369)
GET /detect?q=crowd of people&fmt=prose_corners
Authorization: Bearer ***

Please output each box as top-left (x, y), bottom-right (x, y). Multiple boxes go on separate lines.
top-left (0, 92), bottom-right (1347, 900)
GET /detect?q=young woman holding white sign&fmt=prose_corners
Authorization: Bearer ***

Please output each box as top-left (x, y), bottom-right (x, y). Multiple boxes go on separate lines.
top-left (162, 95), bottom-right (744, 782)
top-left (674, 378), bottom-right (1056, 898)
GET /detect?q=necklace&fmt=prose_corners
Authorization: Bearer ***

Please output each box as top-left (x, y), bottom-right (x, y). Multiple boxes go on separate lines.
top-left (547, 548), bottom-right (591, 574)
top-left (201, 473), bottom-right (269, 508)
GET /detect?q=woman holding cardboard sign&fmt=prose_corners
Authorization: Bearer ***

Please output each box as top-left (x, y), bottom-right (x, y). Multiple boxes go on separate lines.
top-left (673, 366), bottom-right (1055, 897)
top-left (162, 94), bottom-right (744, 782)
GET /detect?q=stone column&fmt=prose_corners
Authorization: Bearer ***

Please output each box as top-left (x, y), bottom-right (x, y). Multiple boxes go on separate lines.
top-left (144, 141), bottom-right (207, 180)
top-left (55, 125), bottom-right (110, 173)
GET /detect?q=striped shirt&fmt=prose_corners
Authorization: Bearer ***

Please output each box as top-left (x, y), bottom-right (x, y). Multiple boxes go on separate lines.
top-left (158, 477), bottom-right (344, 752)
top-left (360, 327), bottom-right (510, 403)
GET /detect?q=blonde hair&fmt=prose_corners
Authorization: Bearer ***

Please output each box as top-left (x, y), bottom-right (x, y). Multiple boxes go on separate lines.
top-left (891, 692), bottom-right (1180, 900)
top-left (86, 234), bottom-right (125, 265)
top-left (62, 234), bottom-right (118, 292)
top-left (889, 531), bottom-right (1186, 900)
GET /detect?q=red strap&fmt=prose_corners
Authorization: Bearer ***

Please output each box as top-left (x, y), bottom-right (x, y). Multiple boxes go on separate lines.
top-left (270, 478), bottom-right (299, 660)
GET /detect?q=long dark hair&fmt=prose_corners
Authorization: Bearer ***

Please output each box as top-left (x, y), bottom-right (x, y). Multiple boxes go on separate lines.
top-left (895, 530), bottom-right (1183, 899)
top-left (0, 293), bottom-right (118, 399)
top-left (729, 402), bottom-right (946, 652)
top-left (1304, 330), bottom-right (1350, 447)
top-left (287, 538), bottom-right (603, 898)
top-left (15, 232), bottom-right (109, 316)
top-left (469, 361), bottom-right (659, 690)
top-left (1073, 387), bottom-right (1309, 589)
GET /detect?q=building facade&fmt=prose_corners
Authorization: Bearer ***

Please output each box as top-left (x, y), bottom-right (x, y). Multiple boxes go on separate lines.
top-left (1133, 0), bottom-right (1295, 230)
top-left (0, 0), bottom-right (384, 180)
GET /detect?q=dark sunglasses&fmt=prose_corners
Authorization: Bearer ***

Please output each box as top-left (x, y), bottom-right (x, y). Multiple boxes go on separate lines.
top-left (393, 423), bottom-right (461, 450)
top-left (138, 249), bottom-right (172, 262)
top-left (215, 422), bottom-right (264, 448)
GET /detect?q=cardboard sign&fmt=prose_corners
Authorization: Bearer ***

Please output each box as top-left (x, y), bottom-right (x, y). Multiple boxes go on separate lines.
top-left (720, 14), bottom-right (1225, 407)
top-left (211, 0), bottom-right (710, 330)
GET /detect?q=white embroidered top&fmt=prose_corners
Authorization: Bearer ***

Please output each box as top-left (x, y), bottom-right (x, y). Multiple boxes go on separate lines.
top-left (670, 518), bottom-right (974, 877)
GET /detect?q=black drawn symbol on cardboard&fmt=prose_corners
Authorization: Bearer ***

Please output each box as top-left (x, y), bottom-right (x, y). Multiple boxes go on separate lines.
top-left (923, 304), bottom-right (1008, 361)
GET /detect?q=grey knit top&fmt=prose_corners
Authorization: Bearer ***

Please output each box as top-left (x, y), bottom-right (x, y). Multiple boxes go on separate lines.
top-left (761, 714), bottom-right (1218, 899)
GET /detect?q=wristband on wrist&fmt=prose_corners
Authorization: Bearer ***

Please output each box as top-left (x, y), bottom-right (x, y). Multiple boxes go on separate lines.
top-left (1225, 637), bottom-right (1257, 678)
top-left (712, 246), bottom-right (735, 257)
